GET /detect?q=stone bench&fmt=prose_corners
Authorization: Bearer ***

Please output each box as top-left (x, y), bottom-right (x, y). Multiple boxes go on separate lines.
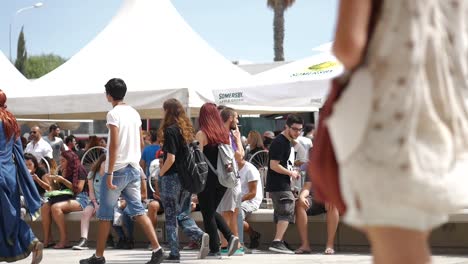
top-left (29, 208), bottom-right (327, 223)
top-left (30, 207), bottom-right (468, 223)
top-left (26, 208), bottom-right (468, 253)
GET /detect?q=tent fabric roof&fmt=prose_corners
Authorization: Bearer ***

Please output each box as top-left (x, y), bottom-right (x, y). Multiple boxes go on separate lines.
top-left (8, 0), bottom-right (251, 119)
top-left (0, 52), bottom-right (31, 98)
top-left (213, 52), bottom-right (344, 112)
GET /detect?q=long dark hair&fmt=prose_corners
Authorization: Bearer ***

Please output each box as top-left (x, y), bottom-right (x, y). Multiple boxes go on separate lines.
top-left (24, 152), bottom-right (39, 172)
top-left (0, 90), bottom-right (20, 140)
top-left (158, 98), bottom-right (194, 144)
top-left (198, 103), bottom-right (229, 145)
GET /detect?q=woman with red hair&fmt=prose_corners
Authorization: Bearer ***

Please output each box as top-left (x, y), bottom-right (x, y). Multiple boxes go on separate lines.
top-left (0, 90), bottom-right (43, 263)
top-left (195, 103), bottom-right (239, 258)
top-left (41, 150), bottom-right (88, 249)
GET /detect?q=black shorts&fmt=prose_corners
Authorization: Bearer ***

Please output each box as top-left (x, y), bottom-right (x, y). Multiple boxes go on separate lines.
top-left (306, 196), bottom-right (327, 216)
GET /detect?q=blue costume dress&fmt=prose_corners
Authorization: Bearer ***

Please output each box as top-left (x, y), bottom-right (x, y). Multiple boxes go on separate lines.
top-left (0, 123), bottom-right (42, 262)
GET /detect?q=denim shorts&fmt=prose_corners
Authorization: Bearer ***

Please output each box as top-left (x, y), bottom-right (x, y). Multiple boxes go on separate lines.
top-left (96, 165), bottom-right (145, 221)
top-left (76, 192), bottom-right (90, 210)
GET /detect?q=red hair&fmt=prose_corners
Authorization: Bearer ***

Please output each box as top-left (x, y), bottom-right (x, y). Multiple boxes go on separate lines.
top-left (198, 103), bottom-right (229, 145)
top-left (0, 89), bottom-right (20, 140)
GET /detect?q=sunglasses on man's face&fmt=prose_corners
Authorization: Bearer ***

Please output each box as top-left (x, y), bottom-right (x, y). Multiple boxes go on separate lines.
top-left (30, 131), bottom-right (37, 134)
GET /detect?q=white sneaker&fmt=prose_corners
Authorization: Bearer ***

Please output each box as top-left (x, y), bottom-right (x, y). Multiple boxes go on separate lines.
top-left (197, 233), bottom-right (210, 259)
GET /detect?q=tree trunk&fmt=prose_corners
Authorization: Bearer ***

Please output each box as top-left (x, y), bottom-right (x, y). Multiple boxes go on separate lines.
top-left (272, 1), bottom-right (285, 61)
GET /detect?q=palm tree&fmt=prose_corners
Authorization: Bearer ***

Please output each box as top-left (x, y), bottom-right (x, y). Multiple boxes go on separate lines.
top-left (267, 0), bottom-right (296, 61)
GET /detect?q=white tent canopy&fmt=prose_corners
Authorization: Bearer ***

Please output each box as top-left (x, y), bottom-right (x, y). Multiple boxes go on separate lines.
top-left (0, 52), bottom-right (31, 98)
top-left (8, 0), bottom-right (251, 119)
top-left (213, 52), bottom-right (344, 113)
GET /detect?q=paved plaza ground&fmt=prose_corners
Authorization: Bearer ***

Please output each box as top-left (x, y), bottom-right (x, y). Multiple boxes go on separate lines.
top-left (13, 248), bottom-right (468, 264)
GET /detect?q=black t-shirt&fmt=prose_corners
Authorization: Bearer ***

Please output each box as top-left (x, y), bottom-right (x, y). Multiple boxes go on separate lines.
top-left (162, 125), bottom-right (184, 175)
top-left (34, 167), bottom-right (47, 196)
top-left (265, 134), bottom-right (292, 192)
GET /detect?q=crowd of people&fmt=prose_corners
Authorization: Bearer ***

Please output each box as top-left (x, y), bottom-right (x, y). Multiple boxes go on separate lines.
top-left (2, 1), bottom-right (468, 264)
top-left (0, 77), bottom-right (340, 264)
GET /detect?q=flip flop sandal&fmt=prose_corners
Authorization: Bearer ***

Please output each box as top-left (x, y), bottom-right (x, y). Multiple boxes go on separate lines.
top-left (294, 248), bottom-right (312, 254)
top-left (324, 248), bottom-right (335, 255)
top-left (44, 243), bottom-right (56, 249)
top-left (53, 244), bottom-right (72, 249)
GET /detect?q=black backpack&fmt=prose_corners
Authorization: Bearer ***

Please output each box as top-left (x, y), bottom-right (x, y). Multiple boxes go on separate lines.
top-left (177, 140), bottom-right (208, 194)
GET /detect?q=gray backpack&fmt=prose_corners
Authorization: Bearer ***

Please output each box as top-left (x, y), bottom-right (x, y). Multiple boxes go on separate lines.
top-left (205, 143), bottom-right (239, 188)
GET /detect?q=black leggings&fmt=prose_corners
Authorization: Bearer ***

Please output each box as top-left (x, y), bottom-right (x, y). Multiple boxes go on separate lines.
top-left (197, 173), bottom-right (233, 253)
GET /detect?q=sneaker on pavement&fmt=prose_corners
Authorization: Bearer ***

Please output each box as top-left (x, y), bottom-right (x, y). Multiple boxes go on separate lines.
top-left (197, 233), bottom-right (209, 259)
top-left (268, 241), bottom-right (295, 254)
top-left (115, 238), bottom-right (126, 249)
top-left (249, 231), bottom-right (261, 249)
top-left (73, 237), bottom-right (89, 250)
top-left (233, 248), bottom-right (244, 256)
top-left (283, 240), bottom-right (294, 251)
top-left (79, 254), bottom-right (106, 264)
top-left (106, 235), bottom-right (114, 249)
top-left (220, 248), bottom-right (228, 255)
top-left (164, 254), bottom-right (180, 263)
top-left (146, 248), bottom-right (164, 264)
top-left (205, 252), bottom-right (222, 259)
top-left (227, 235), bottom-right (239, 256)
top-left (124, 239), bottom-right (135, 250)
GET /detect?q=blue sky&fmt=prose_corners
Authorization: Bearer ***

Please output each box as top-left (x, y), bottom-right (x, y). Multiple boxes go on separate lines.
top-left (0, 0), bottom-right (338, 63)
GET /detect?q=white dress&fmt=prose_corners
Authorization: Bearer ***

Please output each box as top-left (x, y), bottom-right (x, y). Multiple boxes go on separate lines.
top-left (328, 0), bottom-right (468, 231)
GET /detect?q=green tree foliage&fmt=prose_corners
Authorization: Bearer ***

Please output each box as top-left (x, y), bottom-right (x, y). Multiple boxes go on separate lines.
top-left (24, 54), bottom-right (67, 79)
top-left (14, 26), bottom-right (27, 74)
top-left (267, 0), bottom-right (296, 61)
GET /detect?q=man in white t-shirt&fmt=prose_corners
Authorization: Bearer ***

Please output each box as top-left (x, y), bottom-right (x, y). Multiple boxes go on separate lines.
top-left (24, 126), bottom-right (53, 161)
top-left (237, 153), bottom-right (263, 249)
top-left (80, 78), bottom-right (163, 264)
top-left (296, 123), bottom-right (314, 160)
top-left (43, 124), bottom-right (66, 165)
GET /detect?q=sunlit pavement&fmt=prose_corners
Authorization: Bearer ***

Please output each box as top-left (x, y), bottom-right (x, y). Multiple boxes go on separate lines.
top-left (14, 248), bottom-right (468, 264)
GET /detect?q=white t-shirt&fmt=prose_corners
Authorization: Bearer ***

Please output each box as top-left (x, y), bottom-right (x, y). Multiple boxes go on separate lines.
top-left (42, 136), bottom-right (65, 164)
top-left (239, 161), bottom-right (263, 210)
top-left (24, 138), bottom-right (53, 161)
top-left (297, 136), bottom-right (313, 160)
top-left (105, 104), bottom-right (142, 172)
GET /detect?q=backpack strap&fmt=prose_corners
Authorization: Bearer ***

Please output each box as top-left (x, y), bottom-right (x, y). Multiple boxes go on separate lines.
top-left (205, 156), bottom-right (218, 176)
top-left (203, 147), bottom-right (220, 177)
